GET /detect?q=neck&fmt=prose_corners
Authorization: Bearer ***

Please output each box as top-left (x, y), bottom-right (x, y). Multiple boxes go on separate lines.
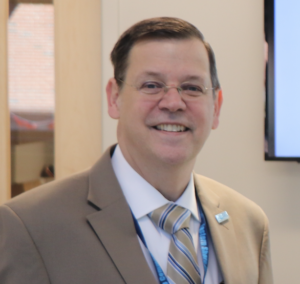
top-left (118, 145), bottom-right (195, 202)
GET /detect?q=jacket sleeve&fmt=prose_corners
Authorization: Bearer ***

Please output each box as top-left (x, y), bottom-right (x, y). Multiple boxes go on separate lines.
top-left (258, 216), bottom-right (274, 284)
top-left (0, 205), bottom-right (50, 284)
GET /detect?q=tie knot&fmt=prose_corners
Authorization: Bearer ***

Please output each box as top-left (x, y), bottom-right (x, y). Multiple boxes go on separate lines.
top-left (149, 203), bottom-right (191, 235)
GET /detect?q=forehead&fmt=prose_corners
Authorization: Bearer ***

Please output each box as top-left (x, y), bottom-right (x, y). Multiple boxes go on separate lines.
top-left (125, 38), bottom-right (210, 82)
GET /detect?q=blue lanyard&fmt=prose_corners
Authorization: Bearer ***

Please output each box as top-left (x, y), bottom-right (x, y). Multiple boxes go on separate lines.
top-left (131, 198), bottom-right (209, 284)
top-left (198, 199), bottom-right (209, 283)
top-left (132, 214), bottom-right (169, 284)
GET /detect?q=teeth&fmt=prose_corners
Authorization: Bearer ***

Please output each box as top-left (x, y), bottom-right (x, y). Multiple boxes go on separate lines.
top-left (156, 124), bottom-right (187, 132)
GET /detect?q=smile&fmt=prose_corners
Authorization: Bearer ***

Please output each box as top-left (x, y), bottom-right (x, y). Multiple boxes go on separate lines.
top-left (154, 124), bottom-right (188, 132)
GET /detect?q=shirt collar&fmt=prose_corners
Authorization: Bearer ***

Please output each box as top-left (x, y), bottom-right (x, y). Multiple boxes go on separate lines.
top-left (111, 145), bottom-right (199, 221)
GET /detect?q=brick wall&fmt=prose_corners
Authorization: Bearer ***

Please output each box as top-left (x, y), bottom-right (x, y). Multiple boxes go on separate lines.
top-left (8, 3), bottom-right (54, 114)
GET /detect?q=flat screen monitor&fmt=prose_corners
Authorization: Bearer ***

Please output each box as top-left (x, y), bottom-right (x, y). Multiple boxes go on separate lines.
top-left (265, 0), bottom-right (300, 162)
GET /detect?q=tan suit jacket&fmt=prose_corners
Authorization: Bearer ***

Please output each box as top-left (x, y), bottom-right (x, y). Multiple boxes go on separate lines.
top-left (0, 146), bottom-right (273, 284)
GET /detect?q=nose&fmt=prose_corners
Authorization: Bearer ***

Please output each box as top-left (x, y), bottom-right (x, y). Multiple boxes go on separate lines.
top-left (158, 86), bottom-right (186, 112)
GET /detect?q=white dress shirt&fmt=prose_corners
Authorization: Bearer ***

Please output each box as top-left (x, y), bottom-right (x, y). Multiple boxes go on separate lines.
top-left (112, 145), bottom-right (223, 284)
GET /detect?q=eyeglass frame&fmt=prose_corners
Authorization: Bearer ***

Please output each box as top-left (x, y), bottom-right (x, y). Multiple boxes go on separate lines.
top-left (117, 79), bottom-right (216, 100)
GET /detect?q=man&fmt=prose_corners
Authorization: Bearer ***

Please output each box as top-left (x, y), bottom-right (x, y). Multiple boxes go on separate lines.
top-left (0, 17), bottom-right (273, 284)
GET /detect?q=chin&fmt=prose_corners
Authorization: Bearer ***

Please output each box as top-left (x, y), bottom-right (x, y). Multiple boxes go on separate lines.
top-left (152, 146), bottom-right (195, 166)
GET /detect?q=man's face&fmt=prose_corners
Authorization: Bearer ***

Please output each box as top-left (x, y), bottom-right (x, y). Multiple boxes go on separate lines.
top-left (107, 38), bottom-right (222, 169)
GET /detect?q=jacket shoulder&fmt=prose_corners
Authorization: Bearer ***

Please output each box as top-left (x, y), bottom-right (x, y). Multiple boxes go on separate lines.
top-left (194, 174), bottom-right (268, 226)
top-left (2, 169), bottom-right (91, 217)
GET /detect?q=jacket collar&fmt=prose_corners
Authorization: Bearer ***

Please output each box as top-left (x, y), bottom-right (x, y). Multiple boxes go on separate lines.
top-left (86, 146), bottom-right (156, 284)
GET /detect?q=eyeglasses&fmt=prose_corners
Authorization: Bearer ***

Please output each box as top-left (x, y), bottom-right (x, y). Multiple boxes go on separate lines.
top-left (118, 79), bottom-right (215, 100)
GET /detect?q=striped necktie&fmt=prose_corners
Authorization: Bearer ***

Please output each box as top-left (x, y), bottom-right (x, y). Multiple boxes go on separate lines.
top-left (149, 203), bottom-right (201, 284)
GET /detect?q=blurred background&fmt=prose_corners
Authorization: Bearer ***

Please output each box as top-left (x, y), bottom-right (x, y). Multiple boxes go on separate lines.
top-left (8, 1), bottom-right (54, 196)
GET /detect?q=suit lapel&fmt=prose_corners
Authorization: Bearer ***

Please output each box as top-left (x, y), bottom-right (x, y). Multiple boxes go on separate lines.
top-left (194, 175), bottom-right (242, 284)
top-left (86, 147), bottom-right (156, 284)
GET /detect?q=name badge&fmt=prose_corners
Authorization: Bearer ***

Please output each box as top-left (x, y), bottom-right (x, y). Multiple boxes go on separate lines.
top-left (215, 211), bottom-right (229, 223)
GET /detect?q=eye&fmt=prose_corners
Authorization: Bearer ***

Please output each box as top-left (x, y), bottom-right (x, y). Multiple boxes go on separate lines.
top-left (181, 84), bottom-right (205, 94)
top-left (181, 84), bottom-right (205, 93)
top-left (140, 81), bottom-right (164, 94)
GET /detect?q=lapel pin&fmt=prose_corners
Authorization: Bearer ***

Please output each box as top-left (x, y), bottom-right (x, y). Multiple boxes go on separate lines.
top-left (215, 211), bottom-right (229, 224)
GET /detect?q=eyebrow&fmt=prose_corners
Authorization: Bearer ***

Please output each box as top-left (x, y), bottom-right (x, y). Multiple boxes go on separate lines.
top-left (137, 71), bottom-right (207, 83)
top-left (137, 71), bottom-right (165, 80)
top-left (182, 75), bottom-right (206, 81)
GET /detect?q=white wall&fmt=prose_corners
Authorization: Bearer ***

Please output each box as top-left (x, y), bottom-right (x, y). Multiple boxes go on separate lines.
top-left (102, 0), bottom-right (300, 282)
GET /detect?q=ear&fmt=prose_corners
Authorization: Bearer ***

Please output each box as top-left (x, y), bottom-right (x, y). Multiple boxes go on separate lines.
top-left (212, 89), bottom-right (223, 130)
top-left (106, 78), bottom-right (121, 119)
